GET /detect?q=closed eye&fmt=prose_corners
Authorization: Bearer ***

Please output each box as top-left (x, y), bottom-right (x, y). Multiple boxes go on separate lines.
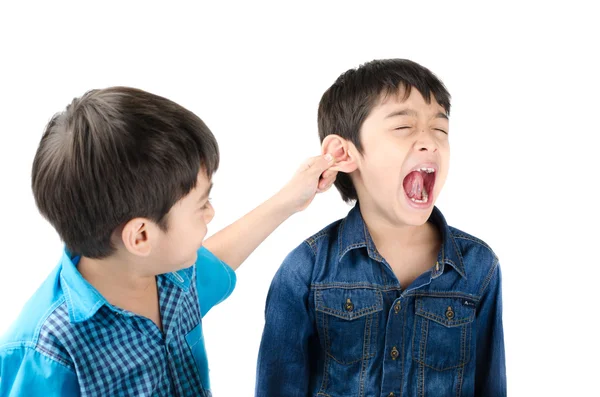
top-left (394, 126), bottom-right (411, 130)
top-left (434, 128), bottom-right (448, 134)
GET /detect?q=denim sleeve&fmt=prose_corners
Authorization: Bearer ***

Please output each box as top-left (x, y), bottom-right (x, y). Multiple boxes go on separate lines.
top-left (256, 242), bottom-right (315, 397)
top-left (0, 346), bottom-right (80, 397)
top-left (475, 260), bottom-right (507, 395)
top-left (196, 246), bottom-right (237, 318)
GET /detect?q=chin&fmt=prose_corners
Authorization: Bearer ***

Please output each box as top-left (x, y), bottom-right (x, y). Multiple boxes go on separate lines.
top-left (188, 252), bottom-right (199, 267)
top-left (401, 211), bottom-right (432, 226)
top-left (172, 256), bottom-right (197, 271)
top-left (395, 196), bottom-right (436, 226)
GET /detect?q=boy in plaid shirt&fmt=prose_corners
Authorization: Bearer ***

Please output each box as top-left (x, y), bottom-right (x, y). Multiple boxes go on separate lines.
top-left (0, 87), bottom-right (337, 396)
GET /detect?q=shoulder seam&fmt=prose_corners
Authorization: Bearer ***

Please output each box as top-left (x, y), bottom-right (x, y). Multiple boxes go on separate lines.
top-left (0, 344), bottom-right (75, 373)
top-left (304, 230), bottom-right (328, 255)
top-left (303, 240), bottom-right (319, 256)
top-left (36, 299), bottom-right (76, 371)
top-left (478, 257), bottom-right (499, 296)
top-left (35, 344), bottom-right (76, 371)
top-left (33, 296), bottom-right (67, 344)
top-left (303, 218), bottom-right (344, 255)
top-left (1, 297), bottom-right (67, 349)
top-left (452, 233), bottom-right (498, 259)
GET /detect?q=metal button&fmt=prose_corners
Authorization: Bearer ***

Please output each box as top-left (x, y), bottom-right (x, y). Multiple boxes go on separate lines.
top-left (390, 346), bottom-right (399, 360)
top-left (446, 306), bottom-right (455, 320)
top-left (388, 393), bottom-right (395, 397)
top-left (344, 298), bottom-right (354, 312)
top-left (394, 302), bottom-right (401, 314)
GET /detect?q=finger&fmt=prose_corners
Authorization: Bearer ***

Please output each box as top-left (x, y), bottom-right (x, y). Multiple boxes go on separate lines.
top-left (306, 154), bottom-right (335, 175)
top-left (325, 164), bottom-right (346, 172)
top-left (318, 174), bottom-right (337, 190)
top-left (317, 179), bottom-right (335, 193)
top-left (320, 172), bottom-right (337, 186)
top-left (302, 155), bottom-right (320, 169)
top-left (320, 169), bottom-right (338, 180)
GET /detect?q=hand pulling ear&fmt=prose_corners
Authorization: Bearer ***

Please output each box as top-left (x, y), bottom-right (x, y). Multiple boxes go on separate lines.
top-left (321, 134), bottom-right (358, 173)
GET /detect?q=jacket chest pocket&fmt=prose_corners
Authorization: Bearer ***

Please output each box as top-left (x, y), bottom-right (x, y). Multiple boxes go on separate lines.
top-left (412, 296), bottom-right (476, 371)
top-left (315, 287), bottom-right (383, 365)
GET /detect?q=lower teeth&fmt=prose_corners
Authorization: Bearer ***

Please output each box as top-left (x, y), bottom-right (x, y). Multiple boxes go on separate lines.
top-left (410, 187), bottom-right (429, 203)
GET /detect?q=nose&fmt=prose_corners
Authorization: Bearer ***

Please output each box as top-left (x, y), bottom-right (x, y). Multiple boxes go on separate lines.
top-left (205, 202), bottom-right (215, 224)
top-left (415, 129), bottom-right (437, 153)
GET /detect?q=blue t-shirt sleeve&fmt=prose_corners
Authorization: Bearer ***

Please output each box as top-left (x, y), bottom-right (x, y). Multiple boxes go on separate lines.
top-left (195, 246), bottom-right (237, 318)
top-left (0, 346), bottom-right (80, 397)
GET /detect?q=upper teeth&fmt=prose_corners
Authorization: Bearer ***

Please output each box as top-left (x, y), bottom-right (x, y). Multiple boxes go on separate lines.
top-left (418, 167), bottom-right (435, 173)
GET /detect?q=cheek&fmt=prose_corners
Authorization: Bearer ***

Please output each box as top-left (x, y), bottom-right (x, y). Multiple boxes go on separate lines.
top-left (198, 223), bottom-right (208, 241)
top-left (364, 140), bottom-right (407, 170)
top-left (438, 139), bottom-right (450, 160)
top-left (196, 217), bottom-right (210, 243)
top-left (434, 169), bottom-right (449, 193)
top-left (362, 154), bottom-right (407, 193)
top-left (439, 149), bottom-right (450, 185)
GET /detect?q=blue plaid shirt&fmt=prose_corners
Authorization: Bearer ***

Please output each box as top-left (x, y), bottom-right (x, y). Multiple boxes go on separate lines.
top-left (0, 246), bottom-right (236, 397)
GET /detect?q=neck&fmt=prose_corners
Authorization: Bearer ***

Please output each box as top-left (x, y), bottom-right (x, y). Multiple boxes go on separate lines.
top-left (78, 253), bottom-right (156, 305)
top-left (358, 202), bottom-right (433, 252)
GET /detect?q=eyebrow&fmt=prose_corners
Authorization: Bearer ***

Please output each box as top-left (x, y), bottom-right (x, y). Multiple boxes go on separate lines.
top-left (385, 109), bottom-right (449, 120)
top-left (199, 183), bottom-right (213, 202)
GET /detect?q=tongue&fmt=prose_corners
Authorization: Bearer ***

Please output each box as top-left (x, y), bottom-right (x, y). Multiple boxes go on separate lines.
top-left (404, 171), bottom-right (424, 199)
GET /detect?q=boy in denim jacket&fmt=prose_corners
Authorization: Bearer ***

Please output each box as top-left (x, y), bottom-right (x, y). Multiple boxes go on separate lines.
top-left (256, 59), bottom-right (506, 397)
top-left (0, 87), bottom-right (337, 396)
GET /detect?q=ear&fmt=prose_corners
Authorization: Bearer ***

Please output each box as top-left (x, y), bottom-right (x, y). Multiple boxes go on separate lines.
top-left (121, 218), bottom-right (153, 257)
top-left (321, 134), bottom-right (358, 173)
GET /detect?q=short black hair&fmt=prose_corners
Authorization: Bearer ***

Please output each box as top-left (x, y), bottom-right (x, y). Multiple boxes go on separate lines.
top-left (32, 87), bottom-right (219, 258)
top-left (318, 59), bottom-right (451, 202)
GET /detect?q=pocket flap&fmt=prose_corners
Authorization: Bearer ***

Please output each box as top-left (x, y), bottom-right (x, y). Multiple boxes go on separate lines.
top-left (315, 288), bottom-right (383, 320)
top-left (415, 296), bottom-right (476, 327)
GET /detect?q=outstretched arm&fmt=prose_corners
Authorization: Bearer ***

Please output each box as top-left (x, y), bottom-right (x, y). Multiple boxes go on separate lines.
top-left (203, 154), bottom-right (335, 270)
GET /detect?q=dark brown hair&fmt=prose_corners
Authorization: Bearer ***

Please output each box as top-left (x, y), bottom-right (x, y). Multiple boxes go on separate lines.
top-left (32, 87), bottom-right (219, 258)
top-left (318, 59), bottom-right (451, 202)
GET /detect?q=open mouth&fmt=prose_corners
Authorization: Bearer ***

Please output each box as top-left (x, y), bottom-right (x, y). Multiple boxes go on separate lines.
top-left (403, 167), bottom-right (436, 205)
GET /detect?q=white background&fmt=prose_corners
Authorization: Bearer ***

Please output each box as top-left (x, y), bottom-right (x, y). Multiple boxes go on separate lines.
top-left (1, 1), bottom-right (598, 395)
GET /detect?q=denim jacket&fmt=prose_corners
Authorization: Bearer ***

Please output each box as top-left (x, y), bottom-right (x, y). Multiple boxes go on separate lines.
top-left (256, 205), bottom-right (505, 397)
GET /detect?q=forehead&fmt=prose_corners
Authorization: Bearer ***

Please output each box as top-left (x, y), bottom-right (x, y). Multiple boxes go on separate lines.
top-left (196, 168), bottom-right (211, 187)
top-left (372, 86), bottom-right (447, 117)
top-left (171, 170), bottom-right (212, 208)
